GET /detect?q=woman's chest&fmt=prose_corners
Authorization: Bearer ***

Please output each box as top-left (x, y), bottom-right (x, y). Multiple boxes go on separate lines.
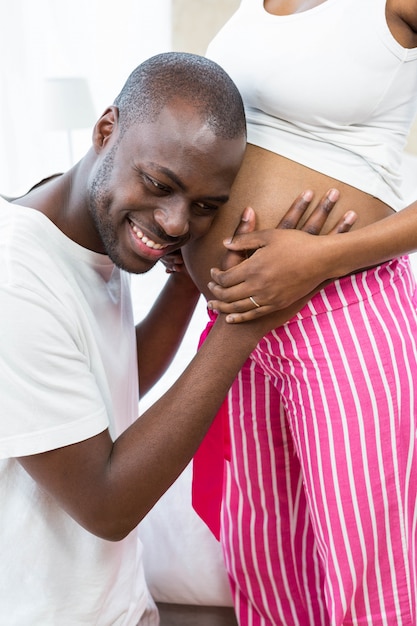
top-left (207, 0), bottom-right (397, 126)
top-left (263, 0), bottom-right (327, 16)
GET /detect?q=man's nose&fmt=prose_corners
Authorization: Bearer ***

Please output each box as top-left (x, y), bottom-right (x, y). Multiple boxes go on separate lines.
top-left (154, 202), bottom-right (190, 238)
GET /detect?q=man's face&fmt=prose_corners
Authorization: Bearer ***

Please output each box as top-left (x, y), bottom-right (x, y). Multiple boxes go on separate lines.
top-left (88, 103), bottom-right (245, 274)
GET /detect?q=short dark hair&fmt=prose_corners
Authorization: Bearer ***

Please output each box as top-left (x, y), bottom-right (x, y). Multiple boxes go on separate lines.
top-left (113, 52), bottom-right (246, 140)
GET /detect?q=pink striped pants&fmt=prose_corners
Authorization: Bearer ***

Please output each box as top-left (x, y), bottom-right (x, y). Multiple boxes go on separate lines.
top-left (221, 257), bottom-right (417, 626)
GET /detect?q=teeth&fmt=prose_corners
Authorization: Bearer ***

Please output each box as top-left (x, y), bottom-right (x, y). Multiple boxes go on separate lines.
top-left (130, 222), bottom-right (165, 250)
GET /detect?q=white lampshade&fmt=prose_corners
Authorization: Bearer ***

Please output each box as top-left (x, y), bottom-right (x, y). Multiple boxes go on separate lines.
top-left (44, 77), bottom-right (96, 131)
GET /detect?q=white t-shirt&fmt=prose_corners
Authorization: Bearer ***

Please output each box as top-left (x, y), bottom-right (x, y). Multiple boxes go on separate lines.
top-left (0, 197), bottom-right (149, 624)
top-left (206, 0), bottom-right (417, 210)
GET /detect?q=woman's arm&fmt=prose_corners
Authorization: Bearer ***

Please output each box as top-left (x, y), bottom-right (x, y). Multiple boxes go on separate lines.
top-left (208, 198), bottom-right (417, 322)
top-left (387, 0), bottom-right (417, 48)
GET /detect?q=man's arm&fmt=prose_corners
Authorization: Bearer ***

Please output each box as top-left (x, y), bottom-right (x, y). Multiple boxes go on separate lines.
top-left (136, 271), bottom-right (200, 397)
top-left (17, 311), bottom-right (282, 542)
top-left (16, 192), bottom-right (349, 540)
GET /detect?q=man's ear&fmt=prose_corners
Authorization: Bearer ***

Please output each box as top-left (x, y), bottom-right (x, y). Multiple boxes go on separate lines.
top-left (92, 106), bottom-right (119, 153)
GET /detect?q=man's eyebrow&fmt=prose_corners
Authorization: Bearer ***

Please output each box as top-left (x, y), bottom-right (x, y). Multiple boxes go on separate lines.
top-left (154, 164), bottom-right (186, 190)
top-left (153, 164), bottom-right (230, 204)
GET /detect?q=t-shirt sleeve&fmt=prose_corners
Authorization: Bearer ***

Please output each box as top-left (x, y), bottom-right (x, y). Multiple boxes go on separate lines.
top-left (0, 285), bottom-right (109, 459)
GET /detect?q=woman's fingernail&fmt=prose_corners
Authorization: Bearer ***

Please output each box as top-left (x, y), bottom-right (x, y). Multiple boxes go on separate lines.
top-left (343, 210), bottom-right (357, 225)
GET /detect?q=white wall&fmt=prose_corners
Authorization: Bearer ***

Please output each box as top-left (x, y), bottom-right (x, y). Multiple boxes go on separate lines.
top-left (0, 0), bottom-right (171, 196)
top-left (172, 0), bottom-right (239, 55)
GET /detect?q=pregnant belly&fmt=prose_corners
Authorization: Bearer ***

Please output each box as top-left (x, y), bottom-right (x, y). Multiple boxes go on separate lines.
top-left (182, 143), bottom-right (394, 298)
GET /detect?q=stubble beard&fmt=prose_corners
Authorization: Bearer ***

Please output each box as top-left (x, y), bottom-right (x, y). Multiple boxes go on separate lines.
top-left (88, 145), bottom-right (134, 272)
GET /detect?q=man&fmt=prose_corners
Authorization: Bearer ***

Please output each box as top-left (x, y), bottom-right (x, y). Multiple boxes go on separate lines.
top-left (0, 52), bottom-right (345, 624)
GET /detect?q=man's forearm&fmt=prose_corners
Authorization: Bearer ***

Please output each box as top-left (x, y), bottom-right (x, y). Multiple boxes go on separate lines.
top-left (17, 297), bottom-right (305, 541)
top-left (136, 271), bottom-right (201, 396)
top-left (104, 306), bottom-right (298, 538)
top-left (19, 313), bottom-right (266, 541)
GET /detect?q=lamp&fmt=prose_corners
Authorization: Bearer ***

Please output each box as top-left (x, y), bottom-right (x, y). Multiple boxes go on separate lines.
top-left (44, 77), bottom-right (96, 165)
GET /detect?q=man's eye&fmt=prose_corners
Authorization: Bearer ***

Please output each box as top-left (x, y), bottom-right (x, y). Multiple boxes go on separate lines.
top-left (194, 201), bottom-right (218, 213)
top-left (145, 175), bottom-right (169, 192)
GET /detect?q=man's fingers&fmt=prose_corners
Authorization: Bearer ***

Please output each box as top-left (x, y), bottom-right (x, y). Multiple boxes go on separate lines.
top-left (209, 265), bottom-right (249, 291)
top-left (207, 296), bottom-right (270, 323)
top-left (228, 206), bottom-right (256, 242)
top-left (222, 230), bottom-right (268, 253)
top-left (221, 207), bottom-right (257, 271)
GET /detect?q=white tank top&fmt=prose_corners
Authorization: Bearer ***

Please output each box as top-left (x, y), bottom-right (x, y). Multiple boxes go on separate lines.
top-left (206, 0), bottom-right (417, 209)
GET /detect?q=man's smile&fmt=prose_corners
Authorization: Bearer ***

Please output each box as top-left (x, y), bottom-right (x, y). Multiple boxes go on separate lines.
top-left (128, 218), bottom-right (169, 250)
top-left (126, 217), bottom-right (188, 263)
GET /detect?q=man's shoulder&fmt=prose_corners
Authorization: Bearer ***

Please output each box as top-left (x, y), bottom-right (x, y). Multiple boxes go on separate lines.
top-left (0, 199), bottom-right (62, 285)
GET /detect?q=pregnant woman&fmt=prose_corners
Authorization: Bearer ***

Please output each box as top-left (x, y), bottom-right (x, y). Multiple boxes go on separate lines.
top-left (184, 1), bottom-right (417, 624)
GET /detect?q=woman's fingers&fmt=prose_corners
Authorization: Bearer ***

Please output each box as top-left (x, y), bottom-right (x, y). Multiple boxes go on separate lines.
top-left (207, 189), bottom-right (358, 323)
top-left (287, 188), bottom-right (339, 233)
top-left (327, 210), bottom-right (357, 234)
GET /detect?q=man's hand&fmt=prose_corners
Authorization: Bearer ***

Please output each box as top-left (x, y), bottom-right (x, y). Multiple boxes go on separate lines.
top-left (207, 189), bottom-right (357, 323)
top-left (160, 249), bottom-right (188, 274)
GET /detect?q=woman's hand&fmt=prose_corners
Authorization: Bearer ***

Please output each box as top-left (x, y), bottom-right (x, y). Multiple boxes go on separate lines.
top-left (207, 189), bottom-right (357, 323)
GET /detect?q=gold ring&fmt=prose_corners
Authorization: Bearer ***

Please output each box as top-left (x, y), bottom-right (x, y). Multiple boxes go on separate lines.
top-left (249, 296), bottom-right (261, 309)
